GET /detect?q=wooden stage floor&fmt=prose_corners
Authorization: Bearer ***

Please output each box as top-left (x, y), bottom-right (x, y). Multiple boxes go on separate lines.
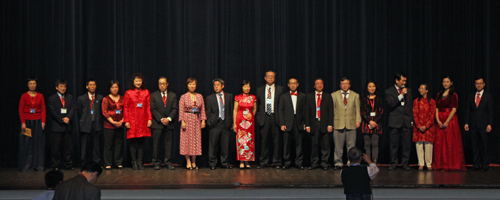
top-left (2, 165), bottom-right (500, 190)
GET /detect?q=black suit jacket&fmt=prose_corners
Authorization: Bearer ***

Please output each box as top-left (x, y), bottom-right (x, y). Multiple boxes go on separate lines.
top-left (77, 93), bottom-right (103, 133)
top-left (150, 90), bottom-right (178, 129)
top-left (305, 92), bottom-right (333, 133)
top-left (256, 84), bottom-right (284, 126)
top-left (52, 174), bottom-right (101, 200)
top-left (48, 93), bottom-right (75, 132)
top-left (465, 91), bottom-right (494, 129)
top-left (205, 92), bottom-right (234, 129)
top-left (278, 91), bottom-right (306, 131)
top-left (385, 86), bottom-right (413, 128)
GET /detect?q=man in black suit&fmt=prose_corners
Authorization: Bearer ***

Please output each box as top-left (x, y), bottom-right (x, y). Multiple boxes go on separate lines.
top-left (206, 78), bottom-right (234, 170)
top-left (256, 70), bottom-right (284, 168)
top-left (77, 79), bottom-right (104, 165)
top-left (305, 78), bottom-right (333, 170)
top-left (278, 77), bottom-right (306, 170)
top-left (150, 77), bottom-right (178, 170)
top-left (385, 72), bottom-right (413, 171)
top-left (48, 79), bottom-right (75, 171)
top-left (53, 161), bottom-right (102, 200)
top-left (465, 76), bottom-right (494, 172)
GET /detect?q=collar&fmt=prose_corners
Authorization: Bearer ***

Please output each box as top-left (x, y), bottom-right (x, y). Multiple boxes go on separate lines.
top-left (218, 91), bottom-right (224, 96)
top-left (290, 91), bottom-right (298, 95)
top-left (476, 90), bottom-right (484, 96)
top-left (266, 84), bottom-right (275, 89)
top-left (88, 92), bottom-right (95, 99)
top-left (342, 90), bottom-right (350, 94)
top-left (394, 84), bottom-right (404, 90)
top-left (161, 89), bottom-right (168, 94)
top-left (315, 91), bottom-right (323, 95)
top-left (58, 92), bottom-right (64, 98)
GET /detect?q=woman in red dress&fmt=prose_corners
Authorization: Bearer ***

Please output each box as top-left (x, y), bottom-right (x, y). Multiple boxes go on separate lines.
top-left (18, 76), bottom-right (46, 171)
top-left (360, 81), bottom-right (383, 164)
top-left (179, 78), bottom-right (206, 170)
top-left (102, 80), bottom-right (124, 170)
top-left (124, 73), bottom-right (152, 170)
top-left (433, 76), bottom-right (466, 171)
top-left (233, 80), bottom-right (257, 169)
top-left (413, 84), bottom-right (436, 171)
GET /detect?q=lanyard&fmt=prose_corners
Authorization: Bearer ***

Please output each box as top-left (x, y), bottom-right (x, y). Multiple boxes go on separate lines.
top-left (89, 95), bottom-right (94, 109)
top-left (369, 98), bottom-right (375, 110)
top-left (217, 92), bottom-right (225, 105)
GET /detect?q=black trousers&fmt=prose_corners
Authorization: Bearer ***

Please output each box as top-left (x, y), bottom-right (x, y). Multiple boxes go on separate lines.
top-left (283, 122), bottom-right (303, 167)
top-left (208, 124), bottom-right (230, 167)
top-left (389, 127), bottom-right (411, 166)
top-left (310, 120), bottom-right (330, 168)
top-left (103, 128), bottom-right (124, 167)
top-left (259, 114), bottom-right (282, 166)
top-left (469, 127), bottom-right (489, 169)
top-left (152, 128), bottom-right (173, 166)
top-left (80, 121), bottom-right (102, 165)
top-left (51, 130), bottom-right (73, 168)
top-left (129, 137), bottom-right (145, 162)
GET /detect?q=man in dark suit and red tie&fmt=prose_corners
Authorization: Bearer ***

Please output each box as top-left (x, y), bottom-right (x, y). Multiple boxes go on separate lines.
top-left (278, 77), bottom-right (306, 170)
top-left (305, 78), bottom-right (333, 170)
top-left (256, 70), bottom-right (284, 169)
top-left (465, 76), bottom-right (494, 172)
top-left (205, 78), bottom-right (234, 170)
top-left (150, 77), bottom-right (178, 170)
top-left (48, 79), bottom-right (75, 171)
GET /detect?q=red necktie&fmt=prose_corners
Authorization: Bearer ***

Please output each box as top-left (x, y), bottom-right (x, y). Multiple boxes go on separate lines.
top-left (291, 92), bottom-right (297, 96)
top-left (476, 93), bottom-right (481, 107)
top-left (90, 95), bottom-right (94, 109)
top-left (60, 97), bottom-right (65, 107)
top-left (162, 92), bottom-right (167, 106)
top-left (317, 93), bottom-right (321, 118)
top-left (398, 88), bottom-right (402, 94)
top-left (343, 92), bottom-right (348, 105)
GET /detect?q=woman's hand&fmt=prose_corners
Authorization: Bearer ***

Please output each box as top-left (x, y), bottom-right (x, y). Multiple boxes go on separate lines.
top-left (233, 124), bottom-right (237, 131)
top-left (181, 121), bottom-right (186, 130)
top-left (369, 121), bottom-right (377, 129)
top-left (42, 123), bottom-right (45, 130)
top-left (21, 123), bottom-right (26, 131)
top-left (201, 120), bottom-right (206, 129)
top-left (442, 121), bottom-right (449, 129)
top-left (244, 113), bottom-right (252, 120)
top-left (125, 122), bottom-right (131, 129)
top-left (147, 120), bottom-right (152, 127)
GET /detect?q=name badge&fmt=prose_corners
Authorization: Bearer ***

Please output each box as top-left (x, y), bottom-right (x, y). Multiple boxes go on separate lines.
top-left (243, 110), bottom-right (249, 115)
top-left (61, 108), bottom-right (67, 114)
top-left (91, 110), bottom-right (94, 114)
top-left (30, 109), bottom-right (36, 113)
top-left (401, 102), bottom-right (405, 106)
top-left (317, 107), bottom-right (320, 111)
top-left (370, 112), bottom-right (376, 117)
top-left (192, 108), bottom-right (198, 112)
top-left (137, 103), bottom-right (143, 108)
top-left (266, 99), bottom-right (273, 104)
top-left (115, 110), bottom-right (121, 114)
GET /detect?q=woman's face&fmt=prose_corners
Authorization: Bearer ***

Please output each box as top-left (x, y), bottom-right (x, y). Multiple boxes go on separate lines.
top-left (442, 78), bottom-right (452, 90)
top-left (188, 81), bottom-right (197, 93)
top-left (367, 82), bottom-right (376, 94)
top-left (418, 85), bottom-right (428, 96)
top-left (134, 78), bottom-right (142, 89)
top-left (242, 84), bottom-right (251, 94)
top-left (28, 80), bottom-right (37, 91)
top-left (110, 83), bottom-right (119, 95)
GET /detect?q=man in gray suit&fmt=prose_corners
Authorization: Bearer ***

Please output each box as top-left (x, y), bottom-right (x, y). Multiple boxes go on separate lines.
top-left (53, 161), bottom-right (102, 200)
top-left (332, 77), bottom-right (361, 170)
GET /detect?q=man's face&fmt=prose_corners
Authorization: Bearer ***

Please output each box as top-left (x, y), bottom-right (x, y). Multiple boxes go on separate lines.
top-left (340, 80), bottom-right (350, 91)
top-left (314, 80), bottom-right (324, 92)
top-left (264, 72), bottom-right (275, 85)
top-left (159, 78), bottom-right (168, 92)
top-left (213, 81), bottom-right (224, 93)
top-left (56, 84), bottom-right (66, 94)
top-left (86, 81), bottom-right (96, 93)
top-left (475, 79), bottom-right (485, 92)
top-left (395, 76), bottom-right (407, 88)
top-left (288, 79), bottom-right (298, 92)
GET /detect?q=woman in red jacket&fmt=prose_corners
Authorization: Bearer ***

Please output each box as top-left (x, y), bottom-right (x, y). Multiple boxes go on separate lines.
top-left (124, 73), bottom-right (152, 170)
top-left (18, 76), bottom-right (46, 171)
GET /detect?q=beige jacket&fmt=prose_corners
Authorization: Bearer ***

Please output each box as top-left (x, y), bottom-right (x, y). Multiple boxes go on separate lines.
top-left (331, 90), bottom-right (361, 130)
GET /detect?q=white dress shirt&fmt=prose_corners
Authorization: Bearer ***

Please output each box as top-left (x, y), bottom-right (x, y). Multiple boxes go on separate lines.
top-left (290, 91), bottom-right (297, 114)
top-left (475, 90), bottom-right (484, 104)
top-left (265, 84), bottom-right (276, 113)
top-left (160, 90), bottom-right (172, 122)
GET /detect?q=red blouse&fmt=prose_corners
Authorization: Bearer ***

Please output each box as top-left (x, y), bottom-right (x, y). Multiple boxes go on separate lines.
top-left (102, 95), bottom-right (124, 129)
top-left (412, 98), bottom-right (436, 142)
top-left (19, 92), bottom-right (46, 123)
top-left (123, 89), bottom-right (152, 139)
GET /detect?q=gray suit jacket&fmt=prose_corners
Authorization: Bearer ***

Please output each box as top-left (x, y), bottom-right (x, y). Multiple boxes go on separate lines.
top-left (331, 90), bottom-right (361, 130)
top-left (385, 86), bottom-right (413, 128)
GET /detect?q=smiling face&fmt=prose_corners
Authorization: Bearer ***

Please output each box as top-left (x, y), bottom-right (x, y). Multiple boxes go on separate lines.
top-left (110, 83), bottom-right (119, 96)
top-left (264, 71), bottom-right (275, 85)
top-left (395, 76), bottom-right (407, 88)
top-left (133, 78), bottom-right (143, 89)
top-left (418, 84), bottom-right (428, 97)
top-left (242, 84), bottom-right (251, 94)
top-left (188, 81), bottom-right (197, 93)
top-left (158, 78), bottom-right (168, 92)
top-left (475, 78), bottom-right (485, 92)
top-left (56, 83), bottom-right (66, 94)
top-left (288, 78), bottom-right (298, 92)
top-left (213, 81), bottom-right (224, 93)
top-left (442, 78), bottom-right (452, 90)
top-left (367, 82), bottom-right (376, 95)
top-left (314, 79), bottom-right (324, 92)
top-left (340, 79), bottom-right (351, 92)
top-left (86, 81), bottom-right (96, 93)
top-left (28, 80), bottom-right (37, 91)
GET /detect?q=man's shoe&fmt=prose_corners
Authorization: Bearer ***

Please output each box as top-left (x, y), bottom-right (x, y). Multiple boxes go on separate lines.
top-left (322, 166), bottom-right (329, 171)
top-left (388, 165), bottom-right (396, 171)
top-left (403, 165), bottom-right (411, 171)
top-left (418, 166), bottom-right (424, 171)
top-left (257, 165), bottom-right (266, 169)
top-left (224, 165), bottom-right (232, 169)
top-left (211, 166), bottom-right (216, 170)
top-left (275, 165), bottom-right (281, 169)
top-left (154, 164), bottom-right (161, 170)
top-left (297, 166), bottom-right (304, 170)
top-left (282, 165), bottom-right (290, 170)
top-left (470, 167), bottom-right (481, 171)
top-left (308, 166), bottom-right (318, 170)
top-left (137, 161), bottom-right (145, 170)
top-left (334, 166), bottom-right (343, 170)
top-left (482, 168), bottom-right (489, 172)
top-left (132, 161), bottom-right (138, 170)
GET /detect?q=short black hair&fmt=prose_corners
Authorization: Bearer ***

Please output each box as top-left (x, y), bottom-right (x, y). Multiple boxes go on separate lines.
top-left (347, 147), bottom-right (363, 163)
top-left (129, 73), bottom-right (146, 90)
top-left (474, 76), bottom-right (484, 82)
top-left (212, 78), bottom-right (225, 86)
top-left (86, 79), bottom-right (96, 86)
top-left (27, 76), bottom-right (37, 84)
top-left (108, 80), bottom-right (119, 89)
top-left (314, 78), bottom-right (323, 82)
top-left (55, 79), bottom-right (67, 87)
top-left (158, 76), bottom-right (169, 83)
top-left (340, 77), bottom-right (350, 83)
top-left (45, 170), bottom-right (64, 190)
top-left (364, 81), bottom-right (378, 95)
top-left (395, 72), bottom-right (407, 81)
top-left (81, 161), bottom-right (103, 176)
top-left (265, 70), bottom-right (276, 76)
top-left (240, 80), bottom-right (251, 94)
top-left (288, 77), bottom-right (298, 83)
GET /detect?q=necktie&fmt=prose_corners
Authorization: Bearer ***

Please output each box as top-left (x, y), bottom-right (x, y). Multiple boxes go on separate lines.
top-left (291, 92), bottom-right (297, 96)
top-left (266, 87), bottom-right (272, 115)
top-left (162, 92), bottom-right (167, 106)
top-left (218, 93), bottom-right (224, 120)
top-left (60, 96), bottom-right (65, 107)
top-left (398, 88), bottom-right (403, 102)
top-left (317, 93), bottom-right (321, 118)
top-left (343, 92), bottom-right (348, 105)
top-left (476, 93), bottom-right (481, 107)
top-left (90, 95), bottom-right (94, 109)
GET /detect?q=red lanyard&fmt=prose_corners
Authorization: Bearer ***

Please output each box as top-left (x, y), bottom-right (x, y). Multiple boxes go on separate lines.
top-left (89, 94), bottom-right (94, 109)
top-left (217, 92), bottom-right (225, 105)
top-left (369, 98), bottom-right (375, 110)
top-left (267, 86), bottom-right (273, 98)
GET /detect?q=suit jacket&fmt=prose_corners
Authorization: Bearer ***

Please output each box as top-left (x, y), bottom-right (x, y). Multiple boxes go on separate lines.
top-left (48, 93), bottom-right (75, 132)
top-left (205, 92), bottom-right (234, 130)
top-left (465, 91), bottom-right (494, 129)
top-left (52, 174), bottom-right (101, 200)
top-left (305, 92), bottom-right (334, 133)
top-left (385, 86), bottom-right (413, 128)
top-left (256, 84), bottom-right (284, 126)
top-left (331, 90), bottom-right (361, 130)
top-left (278, 91), bottom-right (306, 131)
top-left (77, 93), bottom-right (104, 133)
top-left (150, 90), bottom-right (178, 129)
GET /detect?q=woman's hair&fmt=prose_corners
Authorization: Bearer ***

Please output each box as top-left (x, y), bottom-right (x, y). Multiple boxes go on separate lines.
top-left (418, 84), bottom-right (431, 104)
top-left (129, 73), bottom-right (146, 90)
top-left (438, 75), bottom-right (454, 100)
top-left (240, 80), bottom-right (251, 94)
top-left (27, 76), bottom-right (37, 85)
top-left (109, 80), bottom-right (119, 90)
top-left (364, 81), bottom-right (378, 96)
top-left (185, 78), bottom-right (197, 89)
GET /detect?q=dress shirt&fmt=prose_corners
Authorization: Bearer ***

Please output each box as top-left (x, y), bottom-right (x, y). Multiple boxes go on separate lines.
top-left (340, 163), bottom-right (380, 180)
top-left (216, 92), bottom-right (225, 119)
top-left (290, 91), bottom-right (297, 114)
top-left (265, 84), bottom-right (276, 113)
top-left (395, 85), bottom-right (404, 101)
top-left (160, 90), bottom-right (172, 122)
top-left (57, 92), bottom-right (64, 98)
top-left (475, 90), bottom-right (484, 104)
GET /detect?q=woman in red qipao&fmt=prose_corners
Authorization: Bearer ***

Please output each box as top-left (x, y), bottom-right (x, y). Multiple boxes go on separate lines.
top-left (124, 73), bottom-right (152, 170)
top-left (433, 76), bottom-right (466, 171)
top-left (413, 84), bottom-right (436, 171)
top-left (233, 80), bottom-right (257, 169)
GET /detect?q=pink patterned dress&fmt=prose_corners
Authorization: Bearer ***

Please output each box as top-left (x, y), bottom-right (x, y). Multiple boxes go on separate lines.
top-left (179, 93), bottom-right (206, 155)
top-left (235, 94), bottom-right (256, 161)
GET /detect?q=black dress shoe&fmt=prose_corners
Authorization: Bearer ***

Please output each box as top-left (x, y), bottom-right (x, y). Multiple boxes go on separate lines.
top-left (470, 167), bottom-right (481, 171)
top-left (211, 166), bottom-right (216, 170)
top-left (282, 166), bottom-right (290, 170)
top-left (297, 166), bottom-right (304, 170)
top-left (334, 166), bottom-right (342, 170)
top-left (482, 168), bottom-right (489, 172)
top-left (117, 165), bottom-right (124, 169)
top-left (132, 161), bottom-right (139, 170)
top-left (154, 165), bottom-right (161, 170)
top-left (166, 165), bottom-right (175, 170)
top-left (53, 167), bottom-right (60, 171)
top-left (308, 166), bottom-right (318, 170)
top-left (388, 165), bottom-right (396, 171)
top-left (403, 165), bottom-right (411, 171)
top-left (65, 166), bottom-right (74, 171)
top-left (224, 166), bottom-right (233, 169)
top-left (322, 166), bottom-right (329, 171)
top-left (275, 165), bottom-right (281, 169)
top-left (257, 165), bottom-right (265, 169)
top-left (137, 161), bottom-right (145, 170)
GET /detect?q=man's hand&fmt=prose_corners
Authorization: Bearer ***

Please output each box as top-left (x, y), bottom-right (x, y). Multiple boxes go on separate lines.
top-left (464, 124), bottom-right (469, 131)
top-left (487, 125), bottom-right (492, 133)
top-left (402, 88), bottom-right (408, 94)
top-left (281, 126), bottom-right (286, 131)
top-left (328, 126), bottom-right (333, 133)
top-left (355, 122), bottom-right (361, 129)
top-left (306, 127), bottom-right (311, 133)
top-left (125, 122), bottom-right (131, 129)
top-left (62, 117), bottom-right (70, 124)
top-left (362, 153), bottom-right (373, 164)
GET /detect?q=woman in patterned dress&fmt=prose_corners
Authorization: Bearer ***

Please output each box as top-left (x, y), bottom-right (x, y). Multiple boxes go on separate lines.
top-left (179, 78), bottom-right (206, 170)
top-left (233, 80), bottom-right (257, 169)
top-left (412, 84), bottom-right (436, 171)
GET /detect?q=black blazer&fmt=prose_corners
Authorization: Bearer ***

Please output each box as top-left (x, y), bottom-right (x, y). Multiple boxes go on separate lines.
top-left (278, 91), bottom-right (306, 131)
top-left (256, 84), bottom-right (284, 126)
top-left (150, 90), bottom-right (178, 130)
top-left (77, 93), bottom-right (103, 133)
top-left (205, 92), bottom-right (234, 129)
top-left (53, 174), bottom-right (101, 200)
top-left (385, 86), bottom-right (413, 128)
top-left (465, 91), bottom-right (494, 129)
top-left (48, 93), bottom-right (75, 132)
top-left (305, 92), bottom-right (333, 133)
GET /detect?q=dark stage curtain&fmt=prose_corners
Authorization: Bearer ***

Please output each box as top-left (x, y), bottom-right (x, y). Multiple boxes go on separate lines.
top-left (1, 0), bottom-right (499, 168)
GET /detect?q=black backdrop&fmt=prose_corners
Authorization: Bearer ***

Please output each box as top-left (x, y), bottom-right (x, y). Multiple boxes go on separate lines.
top-left (1, 0), bottom-right (500, 168)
